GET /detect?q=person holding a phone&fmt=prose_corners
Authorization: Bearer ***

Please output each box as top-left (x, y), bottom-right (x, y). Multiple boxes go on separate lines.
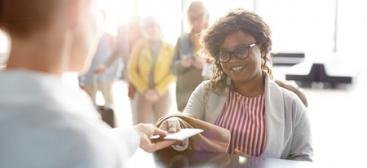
top-left (171, 1), bottom-right (209, 112)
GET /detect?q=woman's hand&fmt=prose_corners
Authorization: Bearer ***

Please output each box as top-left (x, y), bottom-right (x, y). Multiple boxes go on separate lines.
top-left (144, 89), bottom-right (159, 103)
top-left (234, 148), bottom-right (250, 157)
top-left (193, 59), bottom-right (203, 70)
top-left (160, 117), bottom-right (189, 151)
top-left (181, 57), bottom-right (193, 68)
top-left (161, 117), bottom-right (181, 133)
top-left (94, 64), bottom-right (107, 75)
top-left (134, 123), bottom-right (175, 153)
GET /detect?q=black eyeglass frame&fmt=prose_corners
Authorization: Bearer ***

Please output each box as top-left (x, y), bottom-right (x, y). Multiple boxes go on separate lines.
top-left (218, 43), bottom-right (256, 63)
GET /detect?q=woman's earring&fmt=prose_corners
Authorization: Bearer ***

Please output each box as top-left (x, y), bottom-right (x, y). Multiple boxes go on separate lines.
top-left (226, 77), bottom-right (232, 86)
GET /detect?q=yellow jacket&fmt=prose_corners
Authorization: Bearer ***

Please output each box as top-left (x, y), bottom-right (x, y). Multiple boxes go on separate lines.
top-left (128, 39), bottom-right (175, 95)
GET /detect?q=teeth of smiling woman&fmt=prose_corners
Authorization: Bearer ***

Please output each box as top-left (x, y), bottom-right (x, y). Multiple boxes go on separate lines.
top-left (231, 66), bottom-right (244, 71)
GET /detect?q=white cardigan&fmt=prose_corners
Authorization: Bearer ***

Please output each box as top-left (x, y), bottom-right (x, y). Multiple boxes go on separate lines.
top-left (183, 76), bottom-right (313, 161)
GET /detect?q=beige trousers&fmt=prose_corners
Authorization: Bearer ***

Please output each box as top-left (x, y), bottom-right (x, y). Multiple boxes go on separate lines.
top-left (81, 80), bottom-right (114, 107)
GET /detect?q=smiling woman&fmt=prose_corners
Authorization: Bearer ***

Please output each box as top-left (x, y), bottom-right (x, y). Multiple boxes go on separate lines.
top-left (203, 8), bottom-right (273, 91)
top-left (160, 8), bottom-right (313, 161)
top-left (217, 30), bottom-right (262, 90)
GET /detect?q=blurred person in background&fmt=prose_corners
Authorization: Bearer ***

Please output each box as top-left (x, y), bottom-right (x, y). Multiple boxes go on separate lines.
top-left (94, 20), bottom-right (143, 117)
top-left (79, 31), bottom-right (123, 108)
top-left (128, 17), bottom-right (175, 124)
top-left (171, 0), bottom-right (209, 112)
top-left (0, 0), bottom-right (174, 167)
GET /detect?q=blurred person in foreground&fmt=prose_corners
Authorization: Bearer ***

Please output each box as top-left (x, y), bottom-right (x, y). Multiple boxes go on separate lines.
top-left (0, 0), bottom-right (174, 168)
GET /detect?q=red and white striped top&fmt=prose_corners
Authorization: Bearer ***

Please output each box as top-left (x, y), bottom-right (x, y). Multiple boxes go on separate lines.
top-left (215, 89), bottom-right (266, 156)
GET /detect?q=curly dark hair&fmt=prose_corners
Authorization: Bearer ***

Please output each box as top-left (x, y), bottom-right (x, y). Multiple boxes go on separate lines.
top-left (202, 8), bottom-right (272, 90)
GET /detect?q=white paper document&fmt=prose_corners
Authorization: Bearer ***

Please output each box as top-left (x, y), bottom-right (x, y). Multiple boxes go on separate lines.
top-left (151, 128), bottom-right (203, 141)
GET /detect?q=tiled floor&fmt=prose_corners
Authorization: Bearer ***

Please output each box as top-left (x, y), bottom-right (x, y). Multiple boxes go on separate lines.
top-left (107, 70), bottom-right (367, 167)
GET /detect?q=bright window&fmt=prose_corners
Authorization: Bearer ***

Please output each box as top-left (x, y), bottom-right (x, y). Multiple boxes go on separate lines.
top-left (255, 0), bottom-right (336, 58)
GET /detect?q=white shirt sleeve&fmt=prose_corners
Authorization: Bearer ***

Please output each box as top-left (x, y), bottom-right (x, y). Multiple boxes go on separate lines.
top-left (112, 127), bottom-right (140, 156)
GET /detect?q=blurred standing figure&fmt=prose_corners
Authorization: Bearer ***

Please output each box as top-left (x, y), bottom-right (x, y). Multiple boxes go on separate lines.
top-left (172, 1), bottom-right (209, 111)
top-left (91, 21), bottom-right (143, 116)
top-left (128, 18), bottom-right (175, 124)
top-left (79, 33), bottom-right (123, 107)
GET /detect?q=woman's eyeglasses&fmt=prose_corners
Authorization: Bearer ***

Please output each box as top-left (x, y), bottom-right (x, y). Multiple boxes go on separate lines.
top-left (219, 43), bottom-right (256, 63)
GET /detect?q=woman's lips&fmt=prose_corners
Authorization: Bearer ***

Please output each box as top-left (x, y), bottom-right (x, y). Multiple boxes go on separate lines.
top-left (231, 65), bottom-right (245, 72)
